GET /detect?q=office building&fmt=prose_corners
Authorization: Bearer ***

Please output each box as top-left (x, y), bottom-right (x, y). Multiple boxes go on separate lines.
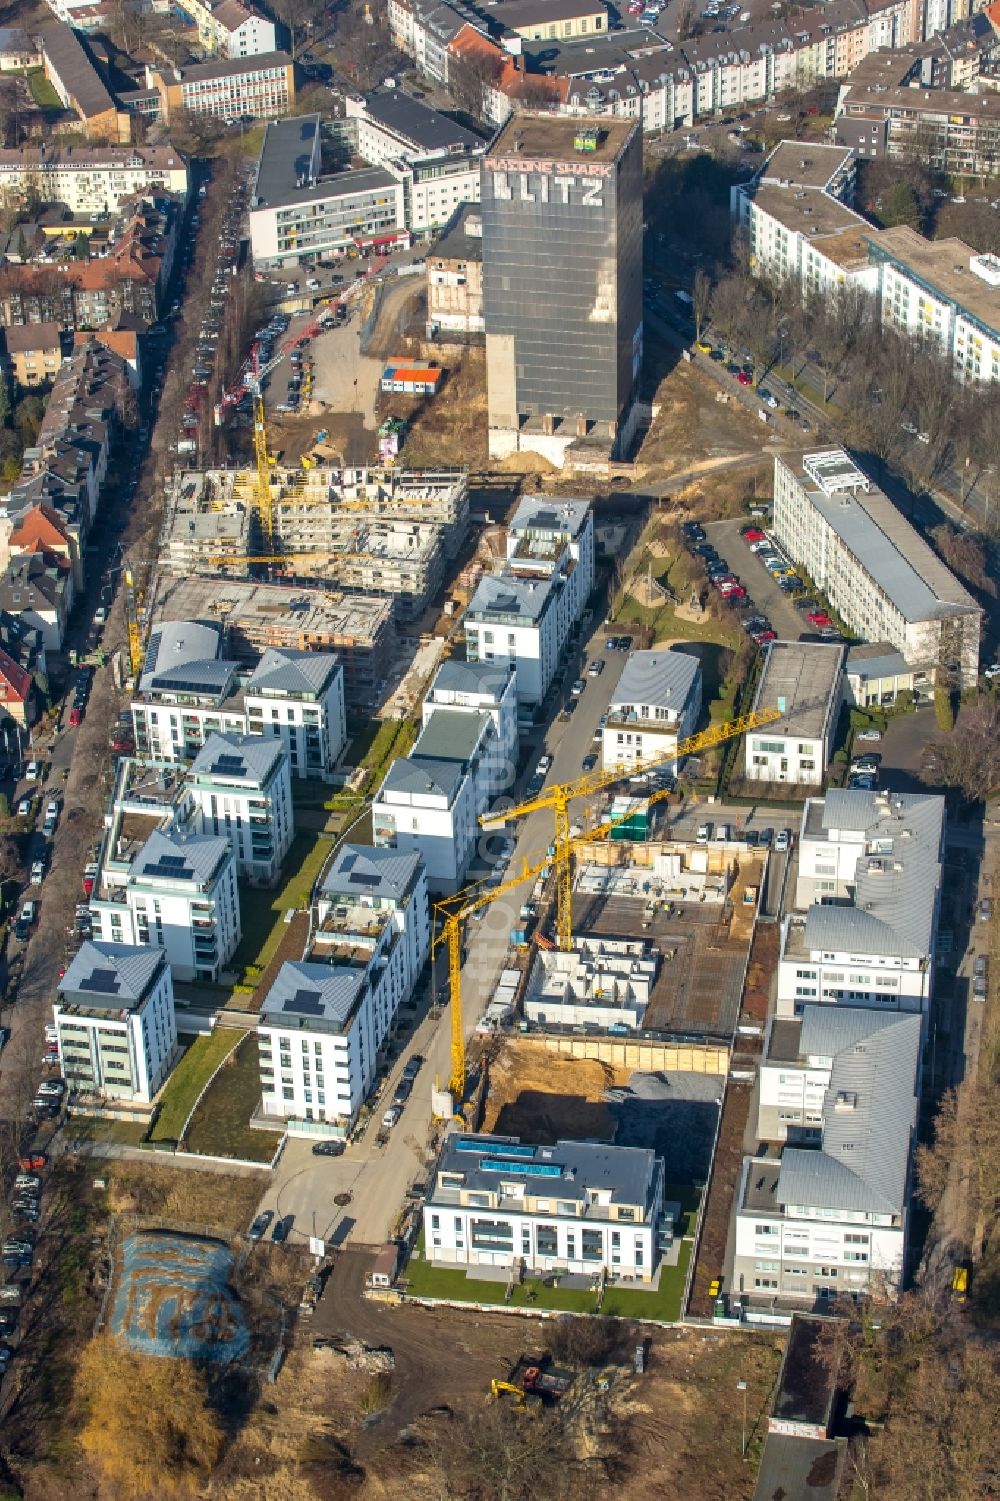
top-left (55, 941), bottom-right (177, 1104)
top-left (734, 1005), bottom-right (921, 1301)
top-left (746, 641), bottom-right (844, 788)
top-left (423, 1132), bottom-right (667, 1281)
top-left (426, 204), bottom-right (484, 336)
top-left (465, 496), bottom-right (594, 703)
top-left (602, 648), bottom-right (701, 774)
top-left (0, 146), bottom-right (189, 215)
top-left (149, 52), bottom-right (295, 123)
top-left (779, 787), bottom-right (945, 1018)
top-left (481, 115), bottom-right (643, 464)
top-left (259, 848), bottom-right (430, 1132)
top-left (773, 451), bottom-right (981, 689)
top-left (188, 732), bottom-right (293, 885)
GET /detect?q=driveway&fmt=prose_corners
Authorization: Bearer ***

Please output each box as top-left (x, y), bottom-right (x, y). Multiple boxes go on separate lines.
top-left (873, 706), bottom-right (937, 795)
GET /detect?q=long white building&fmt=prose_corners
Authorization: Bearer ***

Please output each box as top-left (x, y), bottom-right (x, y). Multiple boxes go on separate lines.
top-left (258, 846), bottom-right (429, 1132)
top-left (773, 451), bottom-right (980, 689)
top-left (778, 787), bottom-right (945, 1020)
top-left (465, 496), bottom-right (595, 706)
top-left (0, 145), bottom-right (189, 213)
top-left (187, 732), bottom-right (293, 885)
top-left (734, 1005), bottom-right (921, 1302)
top-left (423, 1132), bottom-right (667, 1282)
top-left (55, 941), bottom-right (177, 1104)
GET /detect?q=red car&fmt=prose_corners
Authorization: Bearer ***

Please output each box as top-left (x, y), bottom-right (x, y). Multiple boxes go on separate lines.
top-left (723, 586), bottom-right (747, 601)
top-left (18, 1153), bottom-right (47, 1171)
top-left (742, 527), bottom-right (766, 542)
top-left (69, 706), bottom-right (82, 727)
top-left (752, 628), bottom-right (777, 644)
top-left (807, 610), bottom-right (832, 627)
top-left (737, 371), bottom-right (753, 387)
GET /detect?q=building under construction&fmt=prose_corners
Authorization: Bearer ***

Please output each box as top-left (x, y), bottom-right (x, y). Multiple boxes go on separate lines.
top-left (152, 572), bottom-right (395, 708)
top-left (160, 465), bottom-right (469, 611)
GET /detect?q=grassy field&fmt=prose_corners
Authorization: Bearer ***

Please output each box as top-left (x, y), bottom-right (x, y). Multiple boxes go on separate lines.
top-left (184, 1033), bottom-right (281, 1163)
top-left (403, 1236), bottom-right (692, 1322)
top-left (148, 1028), bottom-right (247, 1145)
top-left (27, 69), bottom-right (61, 110)
top-left (231, 831), bottom-right (334, 979)
top-left (64, 1117), bottom-right (149, 1148)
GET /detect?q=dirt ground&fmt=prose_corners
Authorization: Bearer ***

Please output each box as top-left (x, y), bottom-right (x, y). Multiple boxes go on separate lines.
top-left (635, 355), bottom-right (772, 493)
top-left (397, 346), bottom-right (490, 469)
top-left (221, 1246), bottom-right (784, 1501)
top-left (481, 1040), bottom-right (623, 1143)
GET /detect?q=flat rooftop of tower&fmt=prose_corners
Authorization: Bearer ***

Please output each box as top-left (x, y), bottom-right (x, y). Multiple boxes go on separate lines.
top-left (486, 113), bottom-right (636, 165)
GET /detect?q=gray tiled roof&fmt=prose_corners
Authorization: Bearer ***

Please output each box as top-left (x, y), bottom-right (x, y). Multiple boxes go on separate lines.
top-left (140, 620), bottom-right (222, 692)
top-left (809, 788), bottom-right (944, 958)
top-left (798, 1003), bottom-right (904, 1059)
top-left (414, 707), bottom-right (491, 763)
top-left (431, 657), bottom-right (513, 699)
top-left (132, 828), bottom-right (231, 887)
top-left (380, 755), bottom-right (464, 801)
top-left (509, 494), bottom-right (591, 539)
top-left (776, 1010), bottom-right (921, 1216)
top-left (190, 731), bottom-right (284, 785)
top-left (246, 646), bottom-right (340, 698)
top-left (261, 960), bottom-right (366, 1031)
top-left (611, 648), bottom-right (701, 713)
top-left (467, 571), bottom-right (556, 623)
top-left (322, 843), bottom-right (422, 902)
top-left (431, 1133), bottom-right (659, 1209)
top-left (58, 939), bottom-right (166, 1009)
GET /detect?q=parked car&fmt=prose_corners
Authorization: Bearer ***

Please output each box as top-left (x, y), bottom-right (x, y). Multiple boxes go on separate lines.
top-left (381, 1105), bottom-right (401, 1130)
top-left (582, 752), bottom-right (598, 772)
top-left (856, 729), bottom-right (882, 743)
top-left (570, 678), bottom-right (586, 696)
top-left (29, 858), bottom-right (46, 886)
top-left (696, 822), bottom-right (712, 844)
top-left (402, 1054), bottom-right (424, 1081)
top-left (311, 1140), bottom-right (345, 1157)
top-left (271, 1215), bottom-right (293, 1244)
top-left (587, 659), bottom-right (604, 677)
top-left (775, 828), bottom-right (791, 852)
top-left (247, 1211), bottom-right (273, 1242)
top-left (14, 902), bottom-right (36, 941)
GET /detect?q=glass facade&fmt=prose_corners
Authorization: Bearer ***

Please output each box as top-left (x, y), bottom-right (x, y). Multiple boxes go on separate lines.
top-left (481, 118), bottom-right (643, 433)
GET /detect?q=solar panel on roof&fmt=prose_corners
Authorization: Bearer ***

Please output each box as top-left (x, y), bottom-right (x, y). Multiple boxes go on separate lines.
top-left (84, 967), bottom-right (122, 994)
top-left (348, 870), bottom-right (380, 886)
top-left (211, 755), bottom-right (246, 775)
top-left (285, 989), bottom-right (324, 1016)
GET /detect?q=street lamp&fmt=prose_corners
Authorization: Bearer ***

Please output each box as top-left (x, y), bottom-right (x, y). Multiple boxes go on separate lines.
top-left (737, 1379), bottom-right (748, 1458)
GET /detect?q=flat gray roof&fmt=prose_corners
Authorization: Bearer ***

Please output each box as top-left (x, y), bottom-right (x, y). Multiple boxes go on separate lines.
top-left (758, 139), bottom-right (856, 191)
top-left (752, 640), bottom-right (844, 740)
top-left (361, 88), bottom-right (482, 155)
top-left (845, 642), bottom-right (910, 680)
top-left (431, 657), bottom-right (513, 699)
top-left (380, 754), bottom-right (464, 800)
top-left (486, 112), bottom-right (637, 166)
top-left (430, 202), bottom-right (483, 263)
top-left (753, 1434), bottom-right (847, 1501)
top-left (432, 1132), bottom-right (659, 1209)
top-left (254, 114), bottom-right (321, 206)
top-left (414, 707), bottom-right (490, 763)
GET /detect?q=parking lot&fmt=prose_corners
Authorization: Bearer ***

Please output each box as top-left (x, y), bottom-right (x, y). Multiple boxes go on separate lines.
top-left (702, 518), bottom-right (810, 642)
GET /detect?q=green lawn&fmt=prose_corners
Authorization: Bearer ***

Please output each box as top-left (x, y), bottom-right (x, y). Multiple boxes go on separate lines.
top-left (231, 831), bottom-right (334, 978)
top-left (64, 1116), bottom-right (149, 1148)
top-left (184, 1033), bottom-right (282, 1163)
top-left (615, 593), bottom-right (740, 650)
top-left (403, 1237), bottom-right (692, 1323)
top-left (27, 69), bottom-right (61, 110)
top-left (148, 1028), bottom-right (247, 1145)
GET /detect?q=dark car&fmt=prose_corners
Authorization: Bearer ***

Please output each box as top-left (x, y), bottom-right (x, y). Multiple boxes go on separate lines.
top-left (271, 1215), bottom-right (293, 1245)
top-left (744, 829), bottom-right (761, 848)
top-left (759, 828), bottom-right (774, 849)
top-left (582, 752), bottom-right (598, 772)
top-left (248, 1211), bottom-right (273, 1242)
top-left (312, 1140), bottom-right (346, 1157)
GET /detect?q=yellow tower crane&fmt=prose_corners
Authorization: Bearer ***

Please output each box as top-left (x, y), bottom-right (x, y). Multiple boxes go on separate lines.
top-left (433, 856), bottom-right (551, 1105)
top-left (480, 708), bottom-right (782, 952)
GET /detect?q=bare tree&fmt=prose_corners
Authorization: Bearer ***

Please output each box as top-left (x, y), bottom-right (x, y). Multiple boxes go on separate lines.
top-left (692, 268), bottom-right (712, 342)
top-left (921, 695), bottom-right (1000, 803)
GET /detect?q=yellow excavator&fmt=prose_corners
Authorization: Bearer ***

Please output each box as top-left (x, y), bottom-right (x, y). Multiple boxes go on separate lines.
top-left (490, 1380), bottom-right (542, 1413)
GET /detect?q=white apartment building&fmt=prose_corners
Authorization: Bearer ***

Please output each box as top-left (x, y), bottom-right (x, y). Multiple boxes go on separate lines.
top-left (115, 828), bottom-right (241, 983)
top-left (132, 623), bottom-right (346, 778)
top-left (187, 732), bottom-right (293, 885)
top-left (372, 706), bottom-right (495, 892)
top-left (778, 787), bottom-right (945, 1020)
top-left (183, 0), bottom-right (278, 57)
top-left (746, 640), bottom-right (844, 788)
top-left (315, 843), bottom-right (430, 997)
top-left (733, 1005), bottom-right (921, 1302)
top-left (602, 648), bottom-right (701, 774)
top-left (773, 451), bottom-right (981, 689)
top-left (422, 657), bottom-right (519, 798)
top-left (55, 941), bottom-right (178, 1104)
top-left (869, 228), bottom-right (1000, 384)
top-left (0, 145), bottom-right (189, 214)
top-left (423, 1133), bottom-right (667, 1283)
top-left (244, 648), bottom-right (346, 782)
top-left (465, 496), bottom-right (595, 706)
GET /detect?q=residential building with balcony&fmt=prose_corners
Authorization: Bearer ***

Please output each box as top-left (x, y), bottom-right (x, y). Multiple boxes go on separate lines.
top-left (422, 656), bottom-right (518, 799)
top-left (465, 496), bottom-right (594, 705)
top-left (258, 847), bottom-right (430, 1132)
top-left (772, 451), bottom-right (980, 689)
top-left (778, 787), bottom-right (945, 1021)
top-left (734, 1005), bottom-right (921, 1302)
top-left (54, 941), bottom-right (178, 1104)
top-left (372, 706), bottom-right (496, 892)
top-left (602, 648), bottom-right (701, 774)
top-left (187, 732), bottom-right (292, 886)
top-left (183, 0), bottom-right (278, 57)
top-left (123, 827), bottom-right (240, 983)
top-left (422, 1132), bottom-right (667, 1282)
top-left (243, 648), bottom-right (346, 781)
top-left (0, 145), bottom-right (189, 216)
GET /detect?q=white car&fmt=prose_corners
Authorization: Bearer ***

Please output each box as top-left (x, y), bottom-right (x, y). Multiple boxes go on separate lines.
top-left (571, 679), bottom-right (586, 696)
top-left (24, 761), bottom-right (39, 781)
top-left (983, 663), bottom-right (1000, 681)
top-left (696, 822), bottom-right (712, 844)
top-left (16, 797), bottom-right (32, 817)
top-left (856, 729), bottom-right (882, 743)
top-left (381, 1106), bottom-right (401, 1130)
top-left (775, 828), bottom-right (791, 853)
